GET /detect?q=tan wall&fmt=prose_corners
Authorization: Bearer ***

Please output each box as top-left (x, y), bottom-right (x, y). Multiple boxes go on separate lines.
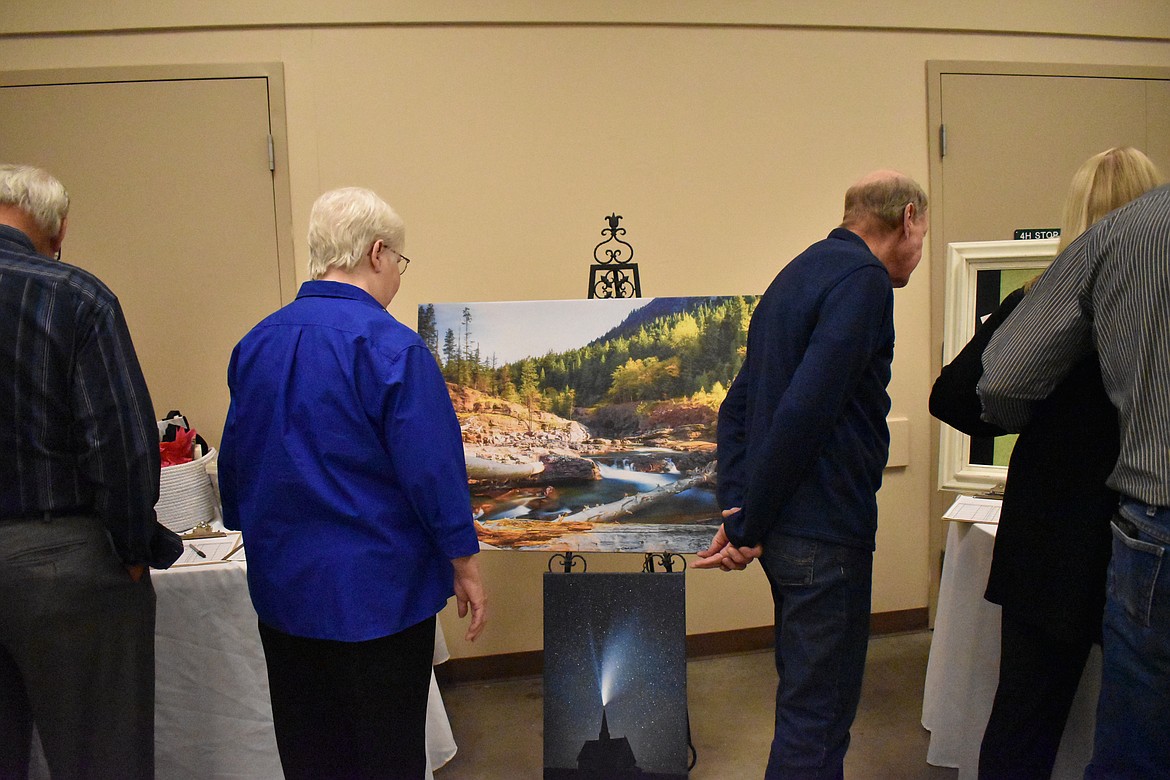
top-left (3, 3), bottom-right (1168, 659)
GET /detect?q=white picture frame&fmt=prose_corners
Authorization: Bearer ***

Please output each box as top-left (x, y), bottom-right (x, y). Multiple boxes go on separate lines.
top-left (938, 238), bottom-right (1059, 493)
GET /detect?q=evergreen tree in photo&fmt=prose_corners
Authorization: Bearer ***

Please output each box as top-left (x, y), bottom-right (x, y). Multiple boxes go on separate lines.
top-left (442, 328), bottom-right (457, 380)
top-left (417, 304), bottom-right (440, 365)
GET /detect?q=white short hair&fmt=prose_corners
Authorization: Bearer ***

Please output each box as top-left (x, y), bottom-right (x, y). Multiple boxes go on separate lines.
top-left (307, 187), bottom-right (404, 279)
top-left (0, 164), bottom-right (70, 239)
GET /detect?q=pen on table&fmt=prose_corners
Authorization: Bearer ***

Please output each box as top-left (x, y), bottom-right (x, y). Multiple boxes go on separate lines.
top-left (222, 540), bottom-right (244, 561)
top-left (189, 544), bottom-right (207, 559)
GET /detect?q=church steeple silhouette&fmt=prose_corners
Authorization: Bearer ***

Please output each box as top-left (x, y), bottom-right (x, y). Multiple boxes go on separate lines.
top-left (577, 705), bottom-right (637, 773)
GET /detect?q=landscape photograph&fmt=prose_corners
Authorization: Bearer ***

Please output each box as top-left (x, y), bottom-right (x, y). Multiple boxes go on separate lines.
top-left (418, 295), bottom-right (756, 553)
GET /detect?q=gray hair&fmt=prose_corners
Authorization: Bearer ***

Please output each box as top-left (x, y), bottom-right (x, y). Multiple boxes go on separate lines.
top-left (841, 173), bottom-right (928, 233)
top-left (307, 187), bottom-right (404, 280)
top-left (0, 164), bottom-right (70, 239)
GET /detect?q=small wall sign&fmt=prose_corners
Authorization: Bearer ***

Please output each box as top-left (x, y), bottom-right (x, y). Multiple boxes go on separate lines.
top-left (1013, 228), bottom-right (1061, 240)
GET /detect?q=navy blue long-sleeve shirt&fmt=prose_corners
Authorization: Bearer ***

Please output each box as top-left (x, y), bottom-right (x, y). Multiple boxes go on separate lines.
top-left (0, 224), bottom-right (161, 564)
top-left (717, 228), bottom-right (893, 550)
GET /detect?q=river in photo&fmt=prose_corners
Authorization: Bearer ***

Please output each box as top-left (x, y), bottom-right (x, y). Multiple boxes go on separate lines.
top-left (471, 448), bottom-right (720, 525)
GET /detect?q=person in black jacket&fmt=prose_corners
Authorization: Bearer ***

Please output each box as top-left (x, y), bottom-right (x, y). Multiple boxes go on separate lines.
top-left (929, 147), bottom-right (1162, 780)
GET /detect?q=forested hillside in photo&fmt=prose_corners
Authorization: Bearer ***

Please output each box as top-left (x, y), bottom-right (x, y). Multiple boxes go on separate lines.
top-left (417, 296), bottom-right (756, 422)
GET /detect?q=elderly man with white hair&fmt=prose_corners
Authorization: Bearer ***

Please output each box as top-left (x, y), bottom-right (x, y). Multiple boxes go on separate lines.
top-left (219, 186), bottom-right (487, 780)
top-left (0, 163), bottom-right (180, 779)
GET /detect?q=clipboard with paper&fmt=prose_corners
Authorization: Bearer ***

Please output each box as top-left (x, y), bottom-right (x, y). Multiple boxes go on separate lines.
top-left (173, 532), bottom-right (245, 566)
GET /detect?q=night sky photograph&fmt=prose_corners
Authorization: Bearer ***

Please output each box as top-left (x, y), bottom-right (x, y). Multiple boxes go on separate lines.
top-left (544, 572), bottom-right (687, 779)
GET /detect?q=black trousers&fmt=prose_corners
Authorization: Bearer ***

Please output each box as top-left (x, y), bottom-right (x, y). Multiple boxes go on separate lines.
top-left (0, 515), bottom-right (156, 780)
top-left (258, 615), bottom-right (436, 780)
top-left (978, 610), bottom-right (1094, 780)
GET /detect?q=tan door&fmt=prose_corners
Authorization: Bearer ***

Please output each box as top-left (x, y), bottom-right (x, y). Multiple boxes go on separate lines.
top-left (0, 71), bottom-right (294, 447)
top-left (925, 64), bottom-right (1170, 619)
top-left (937, 73), bottom-right (1157, 244)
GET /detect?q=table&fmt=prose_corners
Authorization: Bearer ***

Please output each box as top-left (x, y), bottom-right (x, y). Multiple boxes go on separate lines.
top-left (32, 561), bottom-right (457, 779)
top-left (922, 521), bottom-right (1100, 779)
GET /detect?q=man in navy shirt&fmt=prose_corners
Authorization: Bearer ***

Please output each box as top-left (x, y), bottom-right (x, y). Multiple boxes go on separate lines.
top-left (219, 186), bottom-right (486, 780)
top-left (694, 170), bottom-right (927, 779)
top-left (1, 164), bottom-right (178, 779)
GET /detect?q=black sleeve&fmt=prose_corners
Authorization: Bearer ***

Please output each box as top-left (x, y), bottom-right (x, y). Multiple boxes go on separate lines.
top-left (929, 288), bottom-right (1026, 438)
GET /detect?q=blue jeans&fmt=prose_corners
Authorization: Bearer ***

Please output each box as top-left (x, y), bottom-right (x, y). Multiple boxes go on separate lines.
top-left (761, 533), bottom-right (873, 780)
top-left (1085, 499), bottom-right (1170, 779)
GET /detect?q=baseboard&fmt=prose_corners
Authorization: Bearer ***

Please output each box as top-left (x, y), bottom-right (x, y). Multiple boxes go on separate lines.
top-left (870, 606), bottom-right (929, 635)
top-left (435, 607), bottom-right (928, 686)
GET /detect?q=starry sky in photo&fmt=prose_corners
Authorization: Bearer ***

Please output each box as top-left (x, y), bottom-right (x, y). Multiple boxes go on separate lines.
top-left (543, 571), bottom-right (687, 773)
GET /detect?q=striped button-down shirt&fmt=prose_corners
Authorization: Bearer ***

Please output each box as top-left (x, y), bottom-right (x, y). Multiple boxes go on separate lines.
top-left (978, 184), bottom-right (1170, 507)
top-left (0, 224), bottom-right (161, 564)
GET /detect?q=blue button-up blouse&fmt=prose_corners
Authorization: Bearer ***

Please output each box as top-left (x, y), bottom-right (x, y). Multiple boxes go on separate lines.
top-left (219, 280), bottom-right (479, 641)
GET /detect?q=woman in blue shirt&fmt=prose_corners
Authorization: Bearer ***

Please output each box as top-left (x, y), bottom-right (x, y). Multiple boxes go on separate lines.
top-left (220, 186), bottom-right (486, 780)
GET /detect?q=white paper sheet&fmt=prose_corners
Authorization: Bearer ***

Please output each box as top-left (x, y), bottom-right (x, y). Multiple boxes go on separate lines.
top-left (173, 532), bottom-right (242, 565)
top-left (942, 495), bottom-right (1002, 524)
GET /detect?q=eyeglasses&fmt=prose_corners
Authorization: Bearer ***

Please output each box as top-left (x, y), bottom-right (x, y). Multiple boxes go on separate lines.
top-left (377, 242), bottom-right (411, 275)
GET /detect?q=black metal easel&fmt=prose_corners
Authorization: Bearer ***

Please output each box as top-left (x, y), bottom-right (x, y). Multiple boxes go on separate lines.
top-left (549, 214), bottom-right (696, 770)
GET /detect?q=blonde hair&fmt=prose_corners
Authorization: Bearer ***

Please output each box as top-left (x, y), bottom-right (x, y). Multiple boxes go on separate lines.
top-left (1057, 147), bottom-right (1163, 252)
top-left (306, 187), bottom-right (404, 280)
top-left (0, 164), bottom-right (70, 239)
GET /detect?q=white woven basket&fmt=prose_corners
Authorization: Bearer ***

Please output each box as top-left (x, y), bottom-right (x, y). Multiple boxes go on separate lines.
top-left (155, 447), bottom-right (218, 533)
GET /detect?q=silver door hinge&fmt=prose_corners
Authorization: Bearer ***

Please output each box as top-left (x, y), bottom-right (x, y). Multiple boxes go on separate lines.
top-left (939, 124), bottom-right (947, 159)
top-left (267, 134), bottom-right (275, 172)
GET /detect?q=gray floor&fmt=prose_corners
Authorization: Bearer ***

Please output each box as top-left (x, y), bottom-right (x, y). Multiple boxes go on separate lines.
top-left (435, 630), bottom-right (958, 779)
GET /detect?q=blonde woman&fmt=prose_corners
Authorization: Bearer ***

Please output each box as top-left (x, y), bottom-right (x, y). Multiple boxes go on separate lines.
top-left (930, 147), bottom-right (1162, 780)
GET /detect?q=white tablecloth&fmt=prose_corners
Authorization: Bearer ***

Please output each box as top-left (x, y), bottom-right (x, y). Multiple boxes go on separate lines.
top-left (922, 521), bottom-right (1100, 779)
top-left (32, 561), bottom-right (456, 779)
